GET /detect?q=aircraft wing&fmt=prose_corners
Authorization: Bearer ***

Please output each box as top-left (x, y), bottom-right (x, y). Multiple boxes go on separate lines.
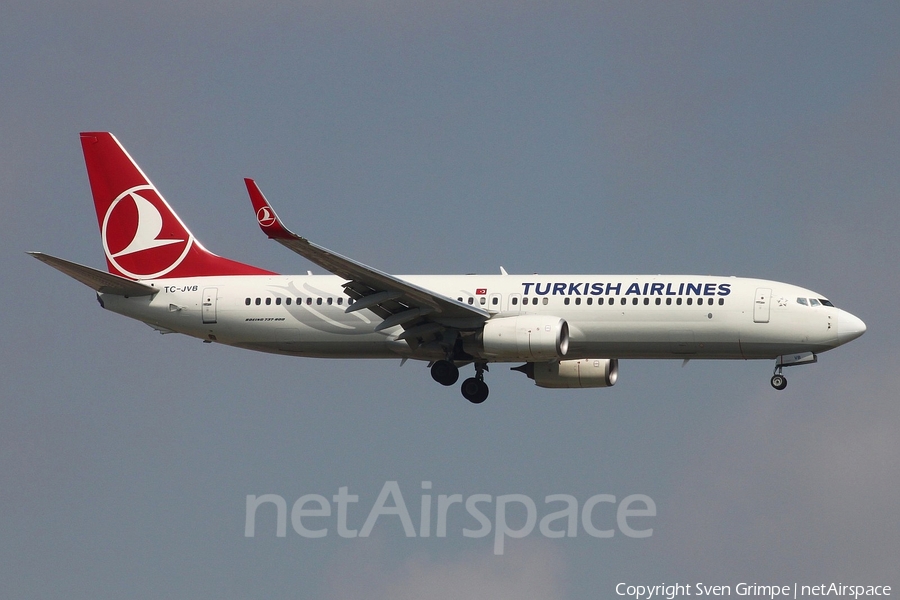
top-left (28, 252), bottom-right (158, 296)
top-left (244, 179), bottom-right (490, 330)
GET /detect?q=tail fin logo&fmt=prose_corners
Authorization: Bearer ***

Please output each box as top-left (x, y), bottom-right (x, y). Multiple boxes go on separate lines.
top-left (101, 185), bottom-right (194, 279)
top-left (256, 206), bottom-right (277, 227)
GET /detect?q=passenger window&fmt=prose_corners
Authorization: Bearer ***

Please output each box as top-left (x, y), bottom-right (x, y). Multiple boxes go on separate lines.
top-left (245, 298), bottom-right (251, 305)
top-left (306, 298), bottom-right (312, 305)
top-left (512, 297), bottom-right (518, 306)
top-left (492, 297), bottom-right (499, 306)
top-left (632, 298), bottom-right (638, 305)
top-left (276, 297), bottom-right (282, 305)
top-left (676, 298), bottom-right (682, 305)
top-left (643, 298), bottom-right (649, 305)
top-left (564, 298), bottom-right (570, 305)
top-left (458, 297), bottom-right (463, 302)
top-left (479, 297), bottom-right (486, 305)
top-left (575, 298), bottom-right (581, 306)
top-left (587, 298), bottom-right (592, 305)
top-left (598, 297), bottom-right (604, 306)
top-left (686, 298), bottom-right (692, 306)
top-left (708, 298), bottom-right (714, 305)
top-left (286, 298), bottom-right (292, 306)
top-left (666, 298), bottom-right (672, 305)
top-left (718, 298), bottom-right (724, 306)
top-left (542, 298), bottom-right (548, 306)
top-left (621, 298), bottom-right (626, 306)
top-left (655, 298), bottom-right (661, 305)
top-left (809, 298), bottom-right (821, 307)
top-left (316, 298), bottom-right (323, 305)
top-left (468, 297), bottom-right (474, 305)
top-left (265, 297), bottom-right (272, 306)
top-left (533, 297), bottom-right (539, 305)
top-left (255, 298), bottom-right (261, 306)
top-left (337, 298), bottom-right (343, 305)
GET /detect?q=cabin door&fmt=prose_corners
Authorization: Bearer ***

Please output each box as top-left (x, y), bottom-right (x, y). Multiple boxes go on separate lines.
top-left (202, 287), bottom-right (218, 324)
top-left (753, 288), bottom-right (771, 323)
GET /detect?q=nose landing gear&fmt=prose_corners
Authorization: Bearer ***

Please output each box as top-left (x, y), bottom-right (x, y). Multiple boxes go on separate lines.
top-left (770, 370), bottom-right (787, 391)
top-left (770, 352), bottom-right (817, 390)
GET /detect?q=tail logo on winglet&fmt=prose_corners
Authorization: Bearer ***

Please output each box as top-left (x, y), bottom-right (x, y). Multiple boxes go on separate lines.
top-left (102, 185), bottom-right (194, 279)
top-left (256, 206), bottom-right (277, 227)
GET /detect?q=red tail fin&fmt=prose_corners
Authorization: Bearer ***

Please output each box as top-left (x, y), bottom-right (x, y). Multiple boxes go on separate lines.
top-left (80, 132), bottom-right (275, 280)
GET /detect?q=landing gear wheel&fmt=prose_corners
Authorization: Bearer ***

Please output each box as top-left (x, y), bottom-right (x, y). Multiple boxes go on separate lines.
top-left (461, 377), bottom-right (489, 404)
top-left (770, 374), bottom-right (787, 390)
top-left (431, 360), bottom-right (460, 386)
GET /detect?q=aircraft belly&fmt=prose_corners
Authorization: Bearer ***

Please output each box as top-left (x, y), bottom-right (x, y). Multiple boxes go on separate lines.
top-left (234, 341), bottom-right (401, 359)
top-left (104, 294), bottom-right (207, 336)
top-left (567, 319), bottom-right (743, 359)
top-left (566, 341), bottom-right (745, 360)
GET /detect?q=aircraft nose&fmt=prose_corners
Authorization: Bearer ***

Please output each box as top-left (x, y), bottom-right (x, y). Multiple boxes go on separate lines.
top-left (837, 310), bottom-right (866, 345)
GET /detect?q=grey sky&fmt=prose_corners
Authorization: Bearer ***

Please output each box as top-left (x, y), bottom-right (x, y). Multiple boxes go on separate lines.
top-left (2, 2), bottom-right (898, 597)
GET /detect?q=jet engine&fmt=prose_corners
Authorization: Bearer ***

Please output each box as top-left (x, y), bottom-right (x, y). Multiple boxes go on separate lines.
top-left (513, 358), bottom-right (619, 389)
top-left (478, 315), bottom-right (569, 361)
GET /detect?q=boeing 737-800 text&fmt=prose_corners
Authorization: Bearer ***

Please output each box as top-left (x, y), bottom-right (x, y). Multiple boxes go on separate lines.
top-left (30, 133), bottom-right (866, 403)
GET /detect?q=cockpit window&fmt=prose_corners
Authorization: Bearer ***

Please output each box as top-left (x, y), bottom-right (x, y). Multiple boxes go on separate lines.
top-left (809, 298), bottom-right (821, 307)
top-left (819, 299), bottom-right (834, 307)
top-left (797, 298), bottom-right (808, 306)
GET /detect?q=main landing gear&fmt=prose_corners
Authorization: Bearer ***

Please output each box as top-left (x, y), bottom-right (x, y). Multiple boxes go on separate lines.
top-left (430, 360), bottom-right (459, 386)
top-left (461, 363), bottom-right (489, 404)
top-left (431, 360), bottom-right (489, 404)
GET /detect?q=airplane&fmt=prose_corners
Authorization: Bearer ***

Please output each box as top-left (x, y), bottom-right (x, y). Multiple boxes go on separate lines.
top-left (30, 132), bottom-right (867, 403)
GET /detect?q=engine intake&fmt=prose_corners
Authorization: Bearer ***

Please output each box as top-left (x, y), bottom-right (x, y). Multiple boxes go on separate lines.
top-left (514, 358), bottom-right (619, 389)
top-left (480, 315), bottom-right (569, 361)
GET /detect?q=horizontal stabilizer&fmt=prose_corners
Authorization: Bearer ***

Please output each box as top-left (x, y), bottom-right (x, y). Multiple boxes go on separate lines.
top-left (28, 252), bottom-right (158, 296)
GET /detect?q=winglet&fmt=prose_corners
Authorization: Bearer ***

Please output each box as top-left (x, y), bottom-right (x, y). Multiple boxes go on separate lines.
top-left (244, 178), bottom-right (296, 240)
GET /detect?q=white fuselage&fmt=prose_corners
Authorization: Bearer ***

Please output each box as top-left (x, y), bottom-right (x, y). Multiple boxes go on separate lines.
top-left (99, 273), bottom-right (859, 363)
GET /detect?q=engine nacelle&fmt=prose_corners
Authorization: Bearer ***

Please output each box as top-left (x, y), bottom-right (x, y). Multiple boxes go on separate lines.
top-left (479, 315), bottom-right (569, 361)
top-left (514, 358), bottom-right (619, 389)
